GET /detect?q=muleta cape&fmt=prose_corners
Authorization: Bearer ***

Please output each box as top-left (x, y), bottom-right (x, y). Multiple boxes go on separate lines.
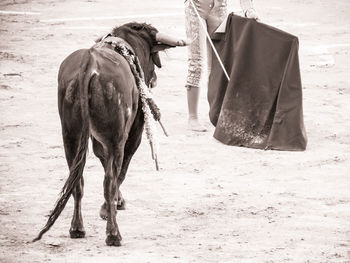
top-left (208, 13), bottom-right (307, 151)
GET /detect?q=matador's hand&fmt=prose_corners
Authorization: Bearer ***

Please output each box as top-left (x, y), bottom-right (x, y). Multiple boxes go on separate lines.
top-left (245, 8), bottom-right (260, 21)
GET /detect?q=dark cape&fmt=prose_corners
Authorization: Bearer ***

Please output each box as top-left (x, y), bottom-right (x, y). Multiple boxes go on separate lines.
top-left (208, 13), bottom-right (307, 151)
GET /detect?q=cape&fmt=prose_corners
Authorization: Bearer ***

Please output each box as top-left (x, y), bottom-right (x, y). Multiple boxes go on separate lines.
top-left (208, 13), bottom-right (307, 151)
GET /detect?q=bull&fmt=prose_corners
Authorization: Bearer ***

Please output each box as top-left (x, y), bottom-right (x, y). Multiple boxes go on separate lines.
top-left (33, 22), bottom-right (186, 246)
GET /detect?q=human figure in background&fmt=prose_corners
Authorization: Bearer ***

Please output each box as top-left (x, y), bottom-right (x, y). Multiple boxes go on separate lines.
top-left (184, 0), bottom-right (259, 131)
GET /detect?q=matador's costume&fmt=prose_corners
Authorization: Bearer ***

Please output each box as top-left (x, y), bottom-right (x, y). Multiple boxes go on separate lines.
top-left (184, 0), bottom-right (256, 89)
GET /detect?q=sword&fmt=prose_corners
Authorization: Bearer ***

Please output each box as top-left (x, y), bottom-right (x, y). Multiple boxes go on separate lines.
top-left (189, 0), bottom-right (230, 81)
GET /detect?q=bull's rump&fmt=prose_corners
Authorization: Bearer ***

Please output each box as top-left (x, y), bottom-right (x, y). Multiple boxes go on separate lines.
top-left (58, 47), bottom-right (139, 142)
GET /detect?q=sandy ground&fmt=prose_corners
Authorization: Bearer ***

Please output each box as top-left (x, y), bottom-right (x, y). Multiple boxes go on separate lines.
top-left (1, 0), bottom-right (350, 262)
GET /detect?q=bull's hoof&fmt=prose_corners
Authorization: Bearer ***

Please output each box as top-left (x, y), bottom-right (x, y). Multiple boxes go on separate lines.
top-left (69, 229), bottom-right (86, 239)
top-left (105, 235), bottom-right (121, 246)
top-left (117, 198), bottom-right (126, 210)
top-left (99, 200), bottom-right (126, 220)
top-left (99, 204), bottom-right (108, 220)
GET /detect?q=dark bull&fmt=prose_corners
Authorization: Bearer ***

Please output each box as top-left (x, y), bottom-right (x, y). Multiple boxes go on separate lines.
top-left (33, 22), bottom-right (186, 246)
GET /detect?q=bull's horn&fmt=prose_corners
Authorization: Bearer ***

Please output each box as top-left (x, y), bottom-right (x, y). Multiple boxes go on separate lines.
top-left (155, 32), bottom-right (190, 47)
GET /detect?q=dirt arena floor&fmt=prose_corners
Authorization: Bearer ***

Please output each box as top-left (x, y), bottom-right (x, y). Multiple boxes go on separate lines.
top-left (1, 0), bottom-right (350, 262)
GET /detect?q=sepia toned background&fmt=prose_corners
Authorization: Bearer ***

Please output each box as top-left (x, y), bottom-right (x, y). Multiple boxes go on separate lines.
top-left (1, 0), bottom-right (349, 262)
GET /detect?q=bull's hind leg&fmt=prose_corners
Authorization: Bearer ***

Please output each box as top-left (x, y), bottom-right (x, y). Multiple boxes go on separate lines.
top-left (70, 177), bottom-right (85, 238)
top-left (62, 131), bottom-right (86, 239)
top-left (93, 137), bottom-right (127, 220)
top-left (104, 147), bottom-right (125, 246)
top-left (92, 138), bottom-right (118, 220)
top-left (100, 130), bottom-right (143, 218)
top-left (98, 112), bottom-right (144, 219)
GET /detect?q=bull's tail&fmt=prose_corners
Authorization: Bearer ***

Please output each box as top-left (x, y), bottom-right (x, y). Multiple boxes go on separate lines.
top-left (33, 53), bottom-right (92, 242)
